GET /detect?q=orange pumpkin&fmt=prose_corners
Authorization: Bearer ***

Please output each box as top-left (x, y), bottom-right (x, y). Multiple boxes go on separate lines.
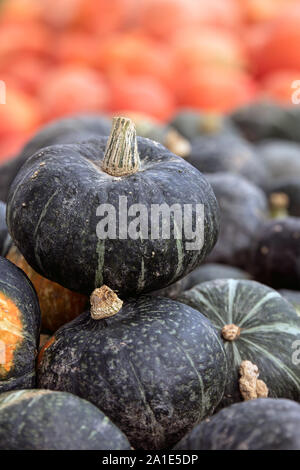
top-left (108, 74), bottom-right (175, 121)
top-left (0, 22), bottom-right (53, 61)
top-left (38, 66), bottom-right (109, 121)
top-left (176, 66), bottom-right (257, 113)
top-left (0, 87), bottom-right (40, 138)
top-left (261, 69), bottom-right (300, 105)
top-left (171, 29), bottom-right (247, 76)
top-left (6, 245), bottom-right (88, 333)
top-left (254, 13), bottom-right (300, 76)
top-left (96, 33), bottom-right (174, 86)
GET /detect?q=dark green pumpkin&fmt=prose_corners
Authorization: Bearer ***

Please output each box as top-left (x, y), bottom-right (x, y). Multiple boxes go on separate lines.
top-left (279, 289), bottom-right (300, 316)
top-left (0, 257), bottom-right (40, 392)
top-left (229, 101), bottom-right (289, 142)
top-left (189, 134), bottom-right (268, 188)
top-left (184, 263), bottom-right (252, 291)
top-left (174, 398), bottom-right (300, 450)
top-left (258, 139), bottom-right (300, 185)
top-left (169, 109), bottom-right (239, 142)
top-left (0, 113), bottom-right (111, 202)
top-left (37, 295), bottom-right (227, 450)
top-left (178, 279), bottom-right (300, 407)
top-left (7, 117), bottom-right (219, 298)
top-left (250, 217), bottom-right (300, 290)
top-left (204, 173), bottom-right (267, 269)
top-left (0, 202), bottom-right (11, 257)
top-left (0, 389), bottom-right (130, 450)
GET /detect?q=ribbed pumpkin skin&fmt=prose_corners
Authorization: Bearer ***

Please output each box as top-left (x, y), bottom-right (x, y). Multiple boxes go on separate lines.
top-left (0, 389), bottom-right (131, 450)
top-left (205, 173), bottom-right (267, 269)
top-left (0, 114), bottom-right (111, 202)
top-left (0, 202), bottom-right (11, 257)
top-left (178, 279), bottom-right (300, 407)
top-left (37, 296), bottom-right (227, 450)
top-left (6, 245), bottom-right (88, 332)
top-left (184, 263), bottom-right (252, 291)
top-left (174, 398), bottom-right (300, 450)
top-left (279, 290), bottom-right (300, 316)
top-left (0, 257), bottom-right (40, 392)
top-left (7, 137), bottom-right (219, 297)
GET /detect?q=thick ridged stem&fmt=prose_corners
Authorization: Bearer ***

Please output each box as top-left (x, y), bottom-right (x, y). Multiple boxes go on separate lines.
top-left (102, 117), bottom-right (141, 177)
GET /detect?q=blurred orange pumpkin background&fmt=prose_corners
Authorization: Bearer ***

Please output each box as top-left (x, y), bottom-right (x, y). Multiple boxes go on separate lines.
top-left (1, 0), bottom-right (300, 160)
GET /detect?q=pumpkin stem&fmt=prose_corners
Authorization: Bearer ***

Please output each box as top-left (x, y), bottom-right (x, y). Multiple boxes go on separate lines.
top-left (222, 323), bottom-right (241, 341)
top-left (164, 128), bottom-right (191, 158)
top-left (239, 360), bottom-right (268, 401)
top-left (269, 192), bottom-right (289, 219)
top-left (102, 117), bottom-right (141, 177)
top-left (90, 285), bottom-right (123, 320)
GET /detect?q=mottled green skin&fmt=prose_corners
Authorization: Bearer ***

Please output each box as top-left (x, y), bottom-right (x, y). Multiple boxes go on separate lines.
top-left (189, 134), bottom-right (268, 188)
top-left (7, 136), bottom-right (219, 297)
top-left (174, 399), bottom-right (300, 450)
top-left (0, 114), bottom-right (111, 202)
top-left (178, 279), bottom-right (300, 407)
top-left (204, 173), bottom-right (267, 269)
top-left (169, 110), bottom-right (239, 142)
top-left (37, 296), bottom-right (227, 450)
top-left (250, 217), bottom-right (300, 290)
top-left (279, 290), bottom-right (300, 316)
top-left (0, 389), bottom-right (131, 450)
top-left (183, 263), bottom-right (252, 291)
top-left (0, 202), bottom-right (11, 257)
top-left (0, 257), bottom-right (41, 393)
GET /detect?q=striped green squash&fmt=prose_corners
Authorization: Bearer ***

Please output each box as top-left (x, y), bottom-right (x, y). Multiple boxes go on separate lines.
top-left (178, 279), bottom-right (300, 407)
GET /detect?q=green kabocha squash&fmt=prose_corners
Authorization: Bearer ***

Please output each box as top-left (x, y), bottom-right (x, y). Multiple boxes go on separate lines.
top-left (169, 109), bottom-right (239, 142)
top-left (0, 202), bottom-right (11, 257)
top-left (204, 173), bottom-right (267, 269)
top-left (7, 117), bottom-right (219, 298)
top-left (178, 279), bottom-right (300, 407)
top-left (0, 389), bottom-right (130, 450)
top-left (174, 399), bottom-right (300, 450)
top-left (189, 134), bottom-right (268, 188)
top-left (250, 217), bottom-right (300, 290)
top-left (0, 257), bottom-right (40, 392)
top-left (258, 139), bottom-right (300, 184)
top-left (37, 295), bottom-right (227, 450)
top-left (184, 263), bottom-right (252, 291)
top-left (229, 101), bottom-right (289, 142)
top-left (279, 289), bottom-right (300, 316)
top-left (0, 113), bottom-right (111, 202)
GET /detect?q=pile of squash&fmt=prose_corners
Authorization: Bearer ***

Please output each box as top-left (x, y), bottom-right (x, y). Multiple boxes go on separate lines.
top-left (2, 0), bottom-right (300, 161)
top-left (1, 104), bottom-right (300, 450)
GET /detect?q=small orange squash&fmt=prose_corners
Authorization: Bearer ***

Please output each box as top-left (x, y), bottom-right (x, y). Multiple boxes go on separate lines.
top-left (6, 245), bottom-right (88, 333)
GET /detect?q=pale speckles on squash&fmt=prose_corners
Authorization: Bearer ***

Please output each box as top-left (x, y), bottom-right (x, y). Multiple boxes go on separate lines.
top-left (0, 292), bottom-right (23, 376)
